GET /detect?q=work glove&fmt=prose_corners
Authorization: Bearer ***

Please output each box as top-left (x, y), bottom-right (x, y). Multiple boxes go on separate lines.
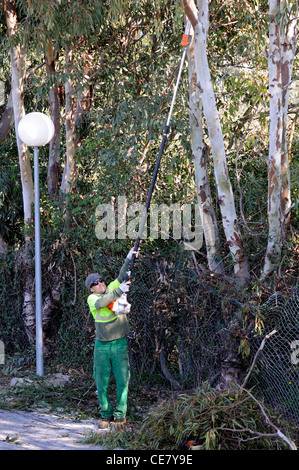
top-left (127, 246), bottom-right (139, 260)
top-left (119, 280), bottom-right (130, 293)
top-left (113, 293), bottom-right (131, 315)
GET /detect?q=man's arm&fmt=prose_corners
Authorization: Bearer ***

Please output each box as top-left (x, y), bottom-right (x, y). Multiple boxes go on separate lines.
top-left (94, 287), bottom-right (123, 309)
top-left (94, 277), bottom-right (131, 309)
top-left (117, 247), bottom-right (138, 282)
top-left (117, 257), bottom-right (130, 283)
top-left (92, 249), bottom-right (134, 309)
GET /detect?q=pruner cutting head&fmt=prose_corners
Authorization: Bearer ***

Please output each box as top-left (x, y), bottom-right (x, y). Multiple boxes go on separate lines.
top-left (181, 19), bottom-right (192, 47)
top-left (181, 33), bottom-right (191, 47)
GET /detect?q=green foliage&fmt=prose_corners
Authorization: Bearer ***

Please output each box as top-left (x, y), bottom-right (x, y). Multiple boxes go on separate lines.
top-left (0, 253), bottom-right (28, 354)
top-left (18, 0), bottom-right (106, 48)
top-left (0, 146), bottom-right (23, 245)
top-left (87, 382), bottom-right (293, 450)
top-left (0, 2), bottom-right (298, 447)
top-left (1, 0), bottom-right (297, 261)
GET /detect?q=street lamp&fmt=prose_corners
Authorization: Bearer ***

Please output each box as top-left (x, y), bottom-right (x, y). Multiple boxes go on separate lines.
top-left (18, 112), bottom-right (55, 376)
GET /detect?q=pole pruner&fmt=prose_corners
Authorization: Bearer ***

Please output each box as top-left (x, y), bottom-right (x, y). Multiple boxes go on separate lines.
top-left (114, 21), bottom-right (192, 315)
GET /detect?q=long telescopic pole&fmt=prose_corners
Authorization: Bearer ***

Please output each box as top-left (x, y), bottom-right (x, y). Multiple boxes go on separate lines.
top-left (126, 21), bottom-right (191, 279)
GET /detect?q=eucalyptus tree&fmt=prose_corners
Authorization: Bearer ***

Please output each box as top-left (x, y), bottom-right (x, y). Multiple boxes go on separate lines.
top-left (262, 0), bottom-right (297, 277)
top-left (1, 0), bottom-right (187, 343)
top-left (1, 0), bottom-right (297, 347)
top-left (187, 35), bottom-right (224, 275)
top-left (184, 0), bottom-right (250, 284)
top-left (21, 0), bottom-right (106, 195)
top-left (183, 0), bottom-right (297, 284)
top-left (1, 0), bottom-right (36, 341)
top-left (2, 0), bottom-right (34, 243)
top-left (1, 0), bottom-right (107, 342)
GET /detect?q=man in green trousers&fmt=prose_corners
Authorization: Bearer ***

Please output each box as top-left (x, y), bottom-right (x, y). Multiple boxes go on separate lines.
top-left (86, 248), bottom-right (135, 430)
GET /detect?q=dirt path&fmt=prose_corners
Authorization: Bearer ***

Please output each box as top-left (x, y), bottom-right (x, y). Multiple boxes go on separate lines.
top-left (0, 408), bottom-right (107, 450)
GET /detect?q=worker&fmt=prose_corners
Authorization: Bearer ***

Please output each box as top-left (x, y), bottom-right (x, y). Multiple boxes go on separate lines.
top-left (85, 248), bottom-right (135, 430)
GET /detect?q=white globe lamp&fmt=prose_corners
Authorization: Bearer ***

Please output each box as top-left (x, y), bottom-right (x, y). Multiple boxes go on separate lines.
top-left (18, 112), bottom-right (55, 147)
top-left (18, 112), bottom-right (55, 377)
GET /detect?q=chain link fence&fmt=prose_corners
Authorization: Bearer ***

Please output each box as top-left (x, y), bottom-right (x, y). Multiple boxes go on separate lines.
top-left (249, 286), bottom-right (299, 430)
top-left (125, 255), bottom-right (298, 431)
top-left (0, 252), bottom-right (298, 432)
top-left (99, 254), bottom-right (298, 431)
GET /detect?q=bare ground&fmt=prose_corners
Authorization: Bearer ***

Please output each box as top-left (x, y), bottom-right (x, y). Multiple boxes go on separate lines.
top-left (0, 408), bottom-right (107, 450)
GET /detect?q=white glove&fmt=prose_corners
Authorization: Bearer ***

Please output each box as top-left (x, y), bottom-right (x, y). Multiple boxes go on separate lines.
top-left (112, 293), bottom-right (131, 315)
top-left (127, 247), bottom-right (139, 260)
top-left (119, 280), bottom-right (130, 293)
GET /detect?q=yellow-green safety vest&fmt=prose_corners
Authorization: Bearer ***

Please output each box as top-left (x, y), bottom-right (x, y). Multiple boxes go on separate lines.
top-left (87, 279), bottom-right (120, 323)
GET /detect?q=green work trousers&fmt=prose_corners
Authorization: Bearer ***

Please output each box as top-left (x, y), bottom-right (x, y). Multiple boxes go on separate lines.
top-left (93, 336), bottom-right (130, 420)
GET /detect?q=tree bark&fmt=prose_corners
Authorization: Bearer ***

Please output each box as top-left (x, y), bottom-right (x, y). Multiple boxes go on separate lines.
top-left (75, 50), bottom-right (94, 146)
top-left (0, 91), bottom-right (14, 143)
top-left (280, 1), bottom-right (297, 226)
top-left (22, 252), bottom-right (35, 344)
top-left (2, 0), bottom-right (35, 344)
top-left (60, 48), bottom-right (94, 193)
top-left (262, 0), bottom-right (297, 277)
top-left (160, 338), bottom-right (181, 390)
top-left (187, 31), bottom-right (224, 274)
top-left (184, 0), bottom-right (250, 284)
top-left (2, 0), bottom-right (34, 232)
top-left (45, 39), bottom-right (61, 196)
top-left (60, 47), bottom-right (77, 194)
top-left (263, 0), bottom-right (283, 277)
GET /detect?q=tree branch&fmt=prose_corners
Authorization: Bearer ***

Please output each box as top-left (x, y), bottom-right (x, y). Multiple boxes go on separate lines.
top-left (242, 329), bottom-right (276, 389)
top-left (182, 0), bottom-right (198, 28)
top-left (238, 386), bottom-right (297, 451)
top-left (159, 338), bottom-right (181, 390)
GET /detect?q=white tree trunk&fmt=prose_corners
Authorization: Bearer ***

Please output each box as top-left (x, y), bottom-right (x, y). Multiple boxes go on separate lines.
top-left (45, 39), bottom-right (61, 196)
top-left (3, 0), bottom-right (35, 343)
top-left (280, 0), bottom-right (297, 225)
top-left (262, 0), bottom-right (297, 277)
top-left (187, 33), bottom-right (224, 274)
top-left (61, 47), bottom-right (76, 194)
top-left (3, 0), bottom-right (34, 230)
top-left (184, 0), bottom-right (250, 284)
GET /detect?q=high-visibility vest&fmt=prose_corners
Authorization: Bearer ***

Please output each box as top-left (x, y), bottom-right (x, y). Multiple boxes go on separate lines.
top-left (87, 279), bottom-right (120, 323)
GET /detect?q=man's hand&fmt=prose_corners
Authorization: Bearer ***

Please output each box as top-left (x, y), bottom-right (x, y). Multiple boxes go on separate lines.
top-left (127, 247), bottom-right (139, 260)
top-left (119, 280), bottom-right (131, 293)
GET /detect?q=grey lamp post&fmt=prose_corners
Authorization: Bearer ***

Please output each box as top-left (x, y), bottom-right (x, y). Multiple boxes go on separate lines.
top-left (18, 112), bottom-right (55, 376)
